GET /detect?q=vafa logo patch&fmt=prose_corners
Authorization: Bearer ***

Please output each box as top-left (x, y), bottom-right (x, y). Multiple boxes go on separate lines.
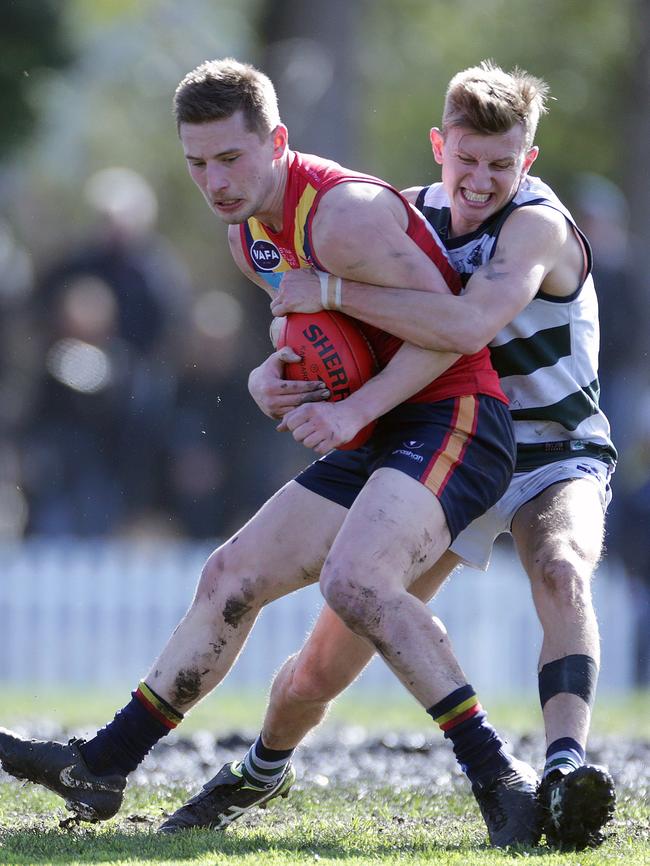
top-left (251, 240), bottom-right (281, 271)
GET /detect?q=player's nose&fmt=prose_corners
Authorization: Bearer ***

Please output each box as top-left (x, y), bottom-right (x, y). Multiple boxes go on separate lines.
top-left (471, 161), bottom-right (492, 187)
top-left (206, 164), bottom-right (229, 194)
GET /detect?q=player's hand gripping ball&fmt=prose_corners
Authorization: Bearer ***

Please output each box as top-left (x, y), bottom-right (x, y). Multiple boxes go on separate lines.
top-left (276, 311), bottom-right (378, 449)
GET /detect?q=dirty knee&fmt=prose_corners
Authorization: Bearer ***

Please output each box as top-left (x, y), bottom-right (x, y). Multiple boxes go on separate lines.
top-left (320, 568), bottom-right (382, 637)
top-left (193, 548), bottom-right (231, 602)
top-left (193, 551), bottom-right (264, 626)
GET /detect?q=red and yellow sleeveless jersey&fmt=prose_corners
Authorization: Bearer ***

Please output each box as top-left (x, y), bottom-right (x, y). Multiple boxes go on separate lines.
top-left (240, 150), bottom-right (506, 405)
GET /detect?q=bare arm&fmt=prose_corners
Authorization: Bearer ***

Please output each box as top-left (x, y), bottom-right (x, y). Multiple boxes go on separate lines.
top-left (276, 182), bottom-right (463, 451)
top-left (272, 205), bottom-right (577, 355)
top-left (307, 182), bottom-right (459, 393)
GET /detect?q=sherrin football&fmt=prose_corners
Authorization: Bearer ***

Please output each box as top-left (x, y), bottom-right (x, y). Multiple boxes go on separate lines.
top-left (276, 310), bottom-right (378, 450)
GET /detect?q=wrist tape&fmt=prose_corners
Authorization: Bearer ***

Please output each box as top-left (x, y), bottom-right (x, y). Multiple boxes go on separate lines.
top-left (318, 270), bottom-right (342, 311)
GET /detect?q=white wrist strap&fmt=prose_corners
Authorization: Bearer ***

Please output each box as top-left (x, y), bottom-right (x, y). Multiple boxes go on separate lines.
top-left (317, 270), bottom-right (343, 311)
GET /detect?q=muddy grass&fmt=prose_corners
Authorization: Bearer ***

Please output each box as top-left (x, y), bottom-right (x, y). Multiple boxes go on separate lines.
top-left (145, 727), bottom-right (650, 794)
top-left (5, 722), bottom-right (645, 796)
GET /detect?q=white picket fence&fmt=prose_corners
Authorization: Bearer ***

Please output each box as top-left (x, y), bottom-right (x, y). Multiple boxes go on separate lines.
top-left (0, 539), bottom-right (637, 695)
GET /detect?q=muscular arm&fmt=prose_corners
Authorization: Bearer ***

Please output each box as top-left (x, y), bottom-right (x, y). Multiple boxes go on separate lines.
top-left (274, 184), bottom-right (464, 452)
top-left (274, 204), bottom-right (580, 355)
top-left (306, 182), bottom-right (459, 410)
top-left (231, 188), bottom-right (461, 430)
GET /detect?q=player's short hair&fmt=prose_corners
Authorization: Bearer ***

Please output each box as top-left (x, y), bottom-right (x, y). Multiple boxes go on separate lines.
top-left (173, 58), bottom-right (281, 138)
top-left (442, 60), bottom-right (549, 148)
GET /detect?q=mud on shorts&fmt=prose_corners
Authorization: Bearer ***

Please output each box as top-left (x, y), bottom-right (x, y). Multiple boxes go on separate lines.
top-left (450, 455), bottom-right (614, 570)
top-left (294, 395), bottom-right (515, 541)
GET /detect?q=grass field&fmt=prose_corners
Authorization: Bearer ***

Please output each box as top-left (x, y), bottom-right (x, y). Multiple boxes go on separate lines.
top-left (0, 689), bottom-right (648, 865)
top-left (2, 687), bottom-right (649, 738)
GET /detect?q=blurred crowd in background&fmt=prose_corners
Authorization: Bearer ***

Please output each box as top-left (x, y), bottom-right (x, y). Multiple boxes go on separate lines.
top-left (0, 167), bottom-right (309, 544)
top-left (1, 0), bottom-right (648, 684)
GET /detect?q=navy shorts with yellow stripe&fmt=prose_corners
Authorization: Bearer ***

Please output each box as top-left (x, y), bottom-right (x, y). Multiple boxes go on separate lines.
top-left (294, 395), bottom-right (515, 541)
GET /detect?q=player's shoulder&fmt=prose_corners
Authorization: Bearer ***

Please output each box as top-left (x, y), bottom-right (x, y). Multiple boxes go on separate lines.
top-left (503, 200), bottom-right (569, 247)
top-left (317, 179), bottom-right (406, 228)
top-left (400, 185), bottom-right (424, 205)
top-left (321, 177), bottom-right (397, 205)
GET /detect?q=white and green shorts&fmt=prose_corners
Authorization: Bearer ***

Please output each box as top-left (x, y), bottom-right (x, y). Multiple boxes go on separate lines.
top-left (450, 456), bottom-right (613, 571)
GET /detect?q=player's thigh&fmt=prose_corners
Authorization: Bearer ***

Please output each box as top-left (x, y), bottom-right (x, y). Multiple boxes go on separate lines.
top-left (201, 480), bottom-right (347, 602)
top-left (511, 477), bottom-right (605, 579)
top-left (323, 467), bottom-right (451, 594)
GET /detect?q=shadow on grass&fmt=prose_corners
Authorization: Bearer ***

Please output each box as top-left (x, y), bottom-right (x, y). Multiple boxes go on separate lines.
top-left (0, 826), bottom-right (549, 864)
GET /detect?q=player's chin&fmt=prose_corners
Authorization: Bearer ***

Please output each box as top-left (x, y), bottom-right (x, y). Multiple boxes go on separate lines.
top-left (212, 201), bottom-right (248, 223)
top-left (214, 212), bottom-right (246, 225)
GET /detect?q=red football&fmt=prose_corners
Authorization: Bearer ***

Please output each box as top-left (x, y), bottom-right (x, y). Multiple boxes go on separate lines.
top-left (276, 310), bottom-right (378, 450)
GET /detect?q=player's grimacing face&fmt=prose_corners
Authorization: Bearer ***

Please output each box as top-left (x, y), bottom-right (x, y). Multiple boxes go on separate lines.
top-left (180, 112), bottom-right (281, 225)
top-left (430, 124), bottom-right (538, 235)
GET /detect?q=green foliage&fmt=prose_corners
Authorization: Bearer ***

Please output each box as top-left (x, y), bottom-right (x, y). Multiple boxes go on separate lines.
top-left (360, 0), bottom-right (634, 194)
top-left (0, 0), bottom-right (71, 158)
top-left (2, 0), bottom-right (638, 287)
top-left (3, 0), bottom-right (263, 289)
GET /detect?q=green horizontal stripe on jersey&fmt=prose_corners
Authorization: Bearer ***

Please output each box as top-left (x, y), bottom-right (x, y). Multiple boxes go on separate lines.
top-left (490, 324), bottom-right (571, 378)
top-left (510, 380), bottom-right (600, 431)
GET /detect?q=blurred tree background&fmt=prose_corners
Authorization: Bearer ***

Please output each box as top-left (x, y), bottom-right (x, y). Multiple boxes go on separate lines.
top-left (0, 0), bottom-right (648, 548)
top-left (2, 0), bottom-right (645, 290)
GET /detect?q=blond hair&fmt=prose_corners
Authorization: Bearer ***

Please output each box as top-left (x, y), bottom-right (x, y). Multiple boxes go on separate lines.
top-left (173, 58), bottom-right (280, 138)
top-left (442, 60), bottom-right (549, 147)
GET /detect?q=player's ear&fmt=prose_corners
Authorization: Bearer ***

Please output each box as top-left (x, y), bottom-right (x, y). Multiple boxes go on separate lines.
top-left (522, 145), bottom-right (539, 176)
top-left (430, 127), bottom-right (444, 165)
top-left (271, 124), bottom-right (289, 159)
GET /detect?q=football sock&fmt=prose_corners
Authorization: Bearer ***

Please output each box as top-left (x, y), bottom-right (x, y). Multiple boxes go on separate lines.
top-left (543, 737), bottom-right (585, 779)
top-left (428, 684), bottom-right (512, 786)
top-left (79, 681), bottom-right (183, 777)
top-left (239, 734), bottom-right (294, 789)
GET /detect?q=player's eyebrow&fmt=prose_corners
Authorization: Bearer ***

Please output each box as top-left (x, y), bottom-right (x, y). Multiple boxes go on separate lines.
top-left (185, 147), bottom-right (241, 161)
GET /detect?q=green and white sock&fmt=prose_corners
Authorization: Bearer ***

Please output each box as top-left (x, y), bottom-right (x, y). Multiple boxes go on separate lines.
top-left (543, 737), bottom-right (585, 779)
top-left (240, 734), bottom-right (294, 789)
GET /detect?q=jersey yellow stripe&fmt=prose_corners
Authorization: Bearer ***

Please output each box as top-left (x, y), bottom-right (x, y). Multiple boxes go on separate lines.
top-left (293, 183), bottom-right (319, 261)
top-left (247, 220), bottom-right (273, 243)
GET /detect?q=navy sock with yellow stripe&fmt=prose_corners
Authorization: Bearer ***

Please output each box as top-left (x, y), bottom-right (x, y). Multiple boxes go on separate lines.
top-left (427, 684), bottom-right (512, 785)
top-left (79, 682), bottom-right (183, 777)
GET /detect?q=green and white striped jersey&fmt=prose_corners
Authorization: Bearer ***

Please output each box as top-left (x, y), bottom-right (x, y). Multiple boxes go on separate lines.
top-left (416, 176), bottom-right (616, 470)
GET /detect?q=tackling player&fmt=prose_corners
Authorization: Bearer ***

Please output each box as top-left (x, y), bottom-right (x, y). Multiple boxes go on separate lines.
top-left (159, 61), bottom-right (617, 851)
